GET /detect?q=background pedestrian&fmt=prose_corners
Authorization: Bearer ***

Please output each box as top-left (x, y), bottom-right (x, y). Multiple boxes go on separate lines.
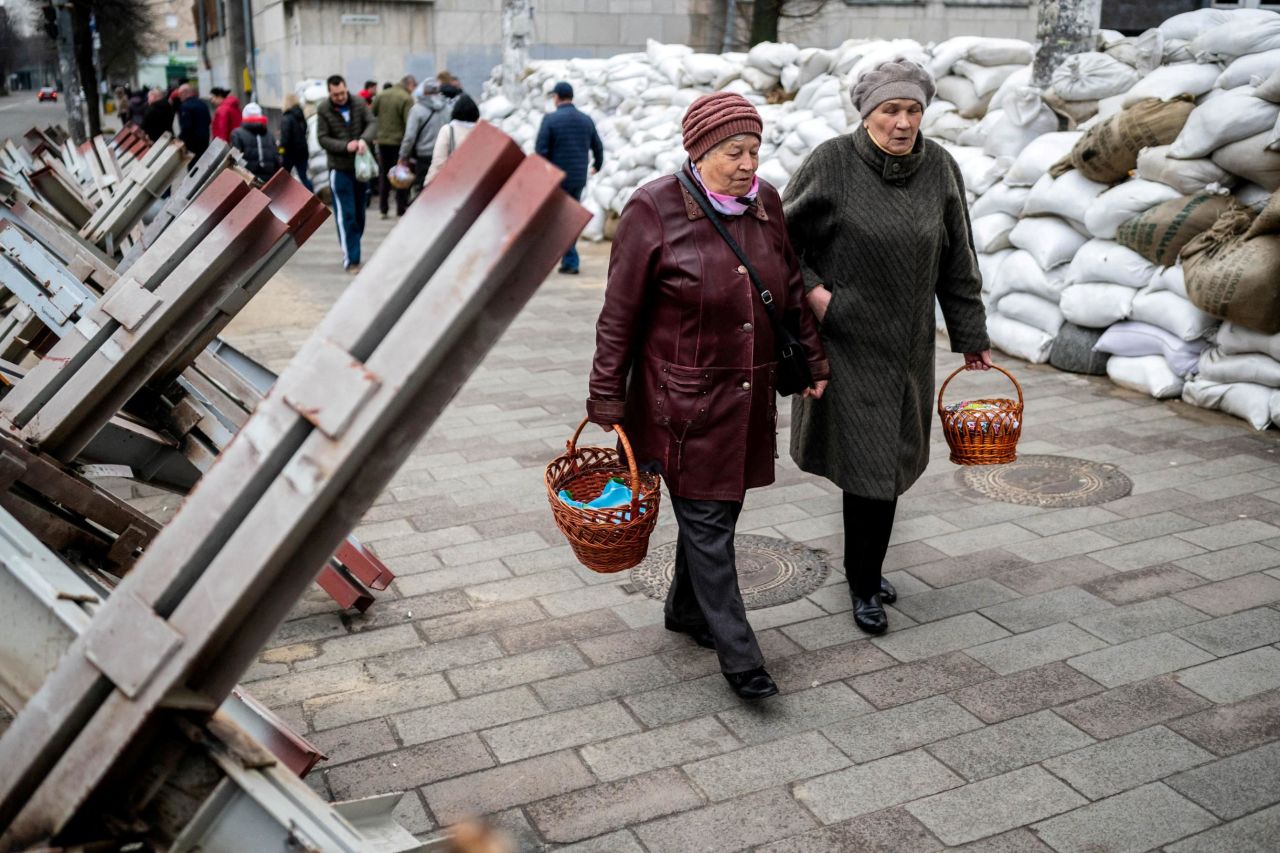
top-left (316, 74), bottom-right (376, 273)
top-left (279, 93), bottom-right (313, 191)
top-left (372, 74), bottom-right (416, 218)
top-left (535, 81), bottom-right (603, 274)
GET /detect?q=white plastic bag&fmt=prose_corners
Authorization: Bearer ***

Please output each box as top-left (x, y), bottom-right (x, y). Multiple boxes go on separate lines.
top-left (1129, 289), bottom-right (1220, 342)
top-left (1107, 355), bottom-right (1185, 399)
top-left (1084, 179), bottom-right (1183, 239)
top-left (1060, 283), bottom-right (1136, 328)
top-left (354, 148), bottom-right (378, 182)
top-left (1067, 240), bottom-right (1158, 289)
top-left (1009, 217), bottom-right (1088, 270)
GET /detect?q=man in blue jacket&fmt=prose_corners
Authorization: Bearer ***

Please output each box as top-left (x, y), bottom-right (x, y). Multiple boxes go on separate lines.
top-left (535, 81), bottom-right (604, 274)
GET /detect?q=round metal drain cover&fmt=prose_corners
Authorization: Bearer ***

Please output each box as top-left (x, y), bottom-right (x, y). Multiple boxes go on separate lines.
top-left (959, 454), bottom-right (1133, 508)
top-left (630, 534), bottom-right (830, 610)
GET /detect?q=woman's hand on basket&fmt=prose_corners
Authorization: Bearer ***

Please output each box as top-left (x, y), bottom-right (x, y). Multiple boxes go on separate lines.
top-left (801, 380), bottom-right (828, 400)
top-left (964, 350), bottom-right (993, 372)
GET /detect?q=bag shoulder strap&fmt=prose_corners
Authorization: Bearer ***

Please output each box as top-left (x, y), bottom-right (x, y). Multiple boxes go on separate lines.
top-left (675, 169), bottom-right (791, 339)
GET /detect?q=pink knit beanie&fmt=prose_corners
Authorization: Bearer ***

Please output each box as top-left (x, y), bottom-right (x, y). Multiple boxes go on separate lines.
top-left (682, 92), bottom-right (763, 162)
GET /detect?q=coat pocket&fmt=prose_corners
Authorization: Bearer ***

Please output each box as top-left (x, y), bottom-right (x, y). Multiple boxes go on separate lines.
top-left (654, 363), bottom-right (711, 435)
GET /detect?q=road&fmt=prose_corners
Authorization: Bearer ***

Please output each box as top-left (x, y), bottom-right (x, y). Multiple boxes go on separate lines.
top-left (0, 91), bottom-right (122, 143)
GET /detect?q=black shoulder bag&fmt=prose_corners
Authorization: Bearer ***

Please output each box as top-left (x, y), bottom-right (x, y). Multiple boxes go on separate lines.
top-left (675, 170), bottom-right (815, 397)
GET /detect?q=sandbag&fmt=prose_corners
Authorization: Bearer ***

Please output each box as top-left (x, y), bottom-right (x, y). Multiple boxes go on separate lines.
top-left (1198, 349), bottom-right (1280, 388)
top-left (954, 61), bottom-right (1025, 98)
top-left (1023, 171), bottom-right (1108, 226)
top-left (1258, 68), bottom-right (1280, 103)
top-left (967, 38), bottom-right (1035, 68)
top-left (1122, 63), bottom-right (1223, 108)
top-left (1130, 288), bottom-right (1220, 342)
top-left (1170, 88), bottom-right (1280, 160)
top-left (1050, 323), bottom-right (1110, 375)
top-left (987, 314), bottom-right (1053, 364)
top-left (1159, 8), bottom-right (1275, 44)
top-left (1114, 191), bottom-right (1239, 266)
top-left (988, 68), bottom-right (1035, 115)
top-left (978, 248), bottom-right (1014, 301)
top-left (1085, 179), bottom-right (1183, 240)
top-left (973, 213), bottom-right (1017, 253)
top-left (1094, 321), bottom-right (1208, 378)
top-left (1135, 145), bottom-right (1236, 195)
top-left (989, 249), bottom-right (1069, 302)
top-left (1052, 96), bottom-right (1195, 185)
top-left (1108, 355), bottom-right (1185, 399)
top-left (936, 75), bottom-right (994, 119)
top-left (1042, 90), bottom-right (1099, 128)
top-left (1182, 379), bottom-right (1276, 430)
top-left (1218, 49), bottom-right (1280, 90)
top-left (1190, 15), bottom-right (1280, 63)
top-left (1148, 264), bottom-right (1189, 299)
top-left (1005, 132), bottom-right (1082, 187)
top-left (1067, 239), bottom-right (1158, 288)
top-left (1218, 322), bottom-right (1280, 359)
top-left (1105, 29), bottom-right (1164, 76)
top-left (997, 292), bottom-right (1064, 335)
top-left (971, 183), bottom-right (1030, 219)
top-left (1009, 217), bottom-right (1088, 270)
top-left (746, 41), bottom-right (800, 75)
top-left (1181, 192), bottom-right (1280, 334)
top-left (1060, 283), bottom-right (1136, 328)
top-left (1211, 133), bottom-right (1280, 191)
top-left (1052, 52), bottom-right (1140, 102)
top-left (960, 154), bottom-right (1007, 195)
top-left (983, 103), bottom-right (1059, 159)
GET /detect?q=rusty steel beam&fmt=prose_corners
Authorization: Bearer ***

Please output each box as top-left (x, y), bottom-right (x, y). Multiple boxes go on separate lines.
top-left (0, 122), bottom-right (589, 846)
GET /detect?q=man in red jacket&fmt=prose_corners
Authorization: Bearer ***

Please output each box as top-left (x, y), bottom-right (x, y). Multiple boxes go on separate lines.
top-left (210, 87), bottom-right (242, 142)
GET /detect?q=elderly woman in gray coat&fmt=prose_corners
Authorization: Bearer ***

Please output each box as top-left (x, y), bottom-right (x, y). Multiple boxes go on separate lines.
top-left (783, 58), bottom-right (992, 635)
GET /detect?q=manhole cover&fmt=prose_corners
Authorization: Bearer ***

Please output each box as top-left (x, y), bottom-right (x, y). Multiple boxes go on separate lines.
top-left (959, 454), bottom-right (1133, 508)
top-left (630, 534), bottom-right (830, 610)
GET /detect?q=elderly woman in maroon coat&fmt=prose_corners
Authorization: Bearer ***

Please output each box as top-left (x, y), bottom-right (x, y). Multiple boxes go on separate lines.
top-left (586, 93), bottom-right (830, 700)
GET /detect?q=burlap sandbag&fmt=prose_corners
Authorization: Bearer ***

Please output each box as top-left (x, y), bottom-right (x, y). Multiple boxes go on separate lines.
top-left (1181, 193), bottom-right (1280, 334)
top-left (1049, 95), bottom-right (1195, 184)
top-left (1114, 191), bottom-right (1238, 266)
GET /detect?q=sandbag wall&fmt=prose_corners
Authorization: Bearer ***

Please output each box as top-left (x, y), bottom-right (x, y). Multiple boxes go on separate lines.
top-left (475, 6), bottom-right (1280, 430)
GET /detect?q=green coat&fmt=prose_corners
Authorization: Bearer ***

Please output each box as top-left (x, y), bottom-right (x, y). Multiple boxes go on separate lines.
top-left (371, 85), bottom-right (414, 147)
top-left (783, 125), bottom-right (990, 501)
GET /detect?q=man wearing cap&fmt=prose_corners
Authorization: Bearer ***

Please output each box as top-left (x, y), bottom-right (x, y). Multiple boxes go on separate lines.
top-left (535, 81), bottom-right (604, 274)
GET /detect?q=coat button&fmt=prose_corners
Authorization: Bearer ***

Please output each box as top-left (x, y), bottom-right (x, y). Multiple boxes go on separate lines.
top-left (736, 264), bottom-right (746, 274)
top-left (742, 381), bottom-right (751, 390)
top-left (742, 322), bottom-right (753, 332)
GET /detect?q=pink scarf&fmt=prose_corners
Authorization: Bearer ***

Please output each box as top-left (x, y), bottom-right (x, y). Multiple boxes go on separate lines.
top-left (690, 162), bottom-right (759, 217)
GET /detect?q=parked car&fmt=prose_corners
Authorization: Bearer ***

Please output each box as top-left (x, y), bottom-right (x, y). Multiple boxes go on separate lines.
top-left (37, 87), bottom-right (57, 102)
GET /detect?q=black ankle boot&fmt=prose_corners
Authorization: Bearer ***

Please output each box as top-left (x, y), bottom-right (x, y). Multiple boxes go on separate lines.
top-left (724, 667), bottom-right (778, 700)
top-left (853, 593), bottom-right (888, 635)
top-left (879, 577), bottom-right (897, 604)
top-left (665, 617), bottom-right (715, 650)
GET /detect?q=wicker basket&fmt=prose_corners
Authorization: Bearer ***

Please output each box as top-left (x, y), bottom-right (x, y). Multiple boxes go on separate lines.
top-left (937, 364), bottom-right (1024, 465)
top-left (545, 419), bottom-right (662, 573)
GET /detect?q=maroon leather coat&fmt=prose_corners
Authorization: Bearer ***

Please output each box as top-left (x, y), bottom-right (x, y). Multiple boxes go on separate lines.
top-left (586, 167), bottom-right (830, 501)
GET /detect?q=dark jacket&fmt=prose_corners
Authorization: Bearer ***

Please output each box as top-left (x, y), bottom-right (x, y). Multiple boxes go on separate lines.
top-left (535, 103), bottom-right (604, 194)
top-left (783, 125), bottom-right (990, 501)
top-left (315, 96), bottom-right (375, 172)
top-left (177, 97), bottom-right (212, 157)
top-left (212, 94), bottom-right (242, 142)
top-left (587, 167), bottom-right (829, 501)
top-left (399, 91), bottom-right (447, 161)
top-left (371, 84), bottom-right (414, 146)
top-left (142, 99), bottom-right (174, 142)
top-left (230, 121), bottom-right (281, 182)
top-left (280, 104), bottom-right (310, 166)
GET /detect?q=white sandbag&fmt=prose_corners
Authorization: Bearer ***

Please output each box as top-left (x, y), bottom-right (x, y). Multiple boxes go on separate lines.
top-left (989, 249), bottom-right (1069, 302)
top-left (983, 104), bottom-right (1059, 159)
top-left (795, 118), bottom-right (838, 149)
top-left (1182, 378), bottom-right (1276, 430)
top-left (1159, 8), bottom-right (1274, 43)
top-left (1258, 68), bottom-right (1280, 103)
top-left (935, 75), bottom-right (992, 119)
top-left (973, 213), bottom-right (1017, 253)
top-left (978, 248), bottom-right (1014, 298)
top-left (1121, 63), bottom-right (1222, 108)
top-left (927, 111), bottom-right (976, 143)
top-left (954, 61), bottom-right (1025, 98)
top-left (1105, 29), bottom-right (1164, 76)
top-left (1218, 322), bottom-right (1280, 360)
top-left (1009, 217), bottom-right (1088, 271)
top-left (739, 66), bottom-right (779, 92)
top-left (1148, 264), bottom-right (1189, 300)
top-left (1211, 133), bottom-right (1280, 191)
top-left (1052, 52), bottom-right (1140, 102)
top-left (1130, 288), bottom-right (1220, 342)
top-left (1084, 179), bottom-right (1183, 240)
top-left (1107, 355), bottom-right (1185, 399)
top-left (1169, 88), bottom-right (1280, 159)
top-left (796, 48), bottom-right (836, 87)
top-left (1067, 240), bottom-right (1158, 289)
top-left (780, 64), bottom-right (801, 94)
top-left (1190, 15), bottom-right (1280, 63)
top-left (1218, 49), bottom-right (1280, 90)
top-left (757, 158), bottom-right (791, 192)
top-left (481, 95), bottom-right (516, 121)
top-left (997, 292), bottom-right (1064, 335)
top-left (959, 153), bottom-right (1006, 195)
top-left (1004, 132), bottom-right (1082, 187)
top-left (988, 313), bottom-right (1054, 364)
top-left (987, 67), bottom-right (1034, 115)
top-left (958, 110), bottom-right (1003, 148)
top-left (968, 38), bottom-right (1035, 68)
top-left (1235, 183), bottom-right (1273, 211)
top-left (1094, 321), bottom-right (1207, 377)
top-left (971, 183), bottom-right (1030, 219)
top-left (1198, 349), bottom-right (1280, 388)
top-left (746, 42), bottom-right (799, 75)
top-left (682, 54), bottom-right (736, 85)
top-left (1135, 145), bottom-right (1236, 194)
top-left (1060, 283), bottom-right (1136, 328)
top-left (1023, 171), bottom-right (1108, 226)
top-left (581, 198), bottom-right (606, 242)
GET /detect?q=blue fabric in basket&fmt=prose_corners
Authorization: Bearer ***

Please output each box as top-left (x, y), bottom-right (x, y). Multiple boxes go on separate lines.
top-left (558, 478), bottom-right (646, 522)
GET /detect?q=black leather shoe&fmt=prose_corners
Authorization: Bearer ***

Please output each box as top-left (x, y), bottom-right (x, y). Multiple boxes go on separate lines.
top-left (724, 667), bottom-right (778, 700)
top-left (558, 266), bottom-right (580, 275)
top-left (853, 594), bottom-right (888, 635)
top-left (665, 617), bottom-right (715, 650)
top-left (879, 577), bottom-right (897, 604)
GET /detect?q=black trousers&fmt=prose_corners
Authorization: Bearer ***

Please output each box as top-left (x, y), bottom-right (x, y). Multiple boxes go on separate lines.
top-left (378, 144), bottom-right (408, 216)
top-left (665, 495), bottom-right (764, 675)
top-left (843, 492), bottom-right (898, 599)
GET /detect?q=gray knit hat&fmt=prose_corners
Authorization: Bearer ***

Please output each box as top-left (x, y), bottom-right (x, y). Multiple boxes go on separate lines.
top-left (851, 57), bottom-right (935, 116)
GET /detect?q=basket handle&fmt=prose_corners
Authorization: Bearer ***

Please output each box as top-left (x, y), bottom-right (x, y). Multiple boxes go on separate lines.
top-left (937, 363), bottom-right (1023, 414)
top-left (567, 418), bottom-right (643, 517)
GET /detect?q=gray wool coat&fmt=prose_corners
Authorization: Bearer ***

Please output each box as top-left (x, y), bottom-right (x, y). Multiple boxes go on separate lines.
top-left (782, 124), bottom-right (990, 501)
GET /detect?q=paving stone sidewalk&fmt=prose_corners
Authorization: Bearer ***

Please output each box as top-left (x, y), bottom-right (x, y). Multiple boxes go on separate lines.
top-left (212, 216), bottom-right (1280, 851)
